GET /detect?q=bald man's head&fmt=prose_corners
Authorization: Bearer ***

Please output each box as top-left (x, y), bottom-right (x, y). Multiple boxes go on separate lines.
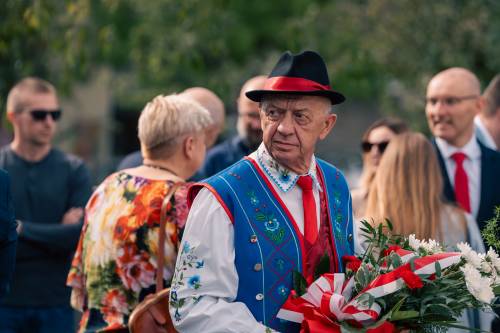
top-left (237, 75), bottom-right (267, 150)
top-left (180, 87), bottom-right (225, 148)
top-left (425, 67), bottom-right (483, 147)
top-left (427, 67), bottom-right (481, 97)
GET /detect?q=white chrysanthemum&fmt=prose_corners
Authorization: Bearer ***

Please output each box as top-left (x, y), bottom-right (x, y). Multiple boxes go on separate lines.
top-left (480, 260), bottom-right (493, 274)
top-left (487, 248), bottom-right (500, 271)
top-left (457, 242), bottom-right (482, 268)
top-left (461, 263), bottom-right (495, 304)
top-left (408, 234), bottom-right (421, 251)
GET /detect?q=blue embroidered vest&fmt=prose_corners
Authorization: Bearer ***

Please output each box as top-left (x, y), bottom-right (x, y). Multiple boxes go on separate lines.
top-left (189, 158), bottom-right (354, 332)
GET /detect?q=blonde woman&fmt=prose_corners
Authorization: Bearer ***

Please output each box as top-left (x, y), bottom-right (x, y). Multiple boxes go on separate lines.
top-left (352, 117), bottom-right (408, 219)
top-left (361, 132), bottom-right (491, 332)
top-left (363, 132), bottom-right (481, 246)
top-left (67, 94), bottom-right (213, 332)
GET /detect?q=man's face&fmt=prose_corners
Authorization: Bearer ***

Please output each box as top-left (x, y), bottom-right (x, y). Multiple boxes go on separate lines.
top-left (237, 96), bottom-right (262, 149)
top-left (260, 95), bottom-right (336, 174)
top-left (11, 92), bottom-right (59, 147)
top-left (425, 75), bottom-right (480, 147)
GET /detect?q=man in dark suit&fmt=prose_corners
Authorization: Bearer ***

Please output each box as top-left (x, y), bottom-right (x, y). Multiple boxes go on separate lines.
top-left (426, 68), bottom-right (500, 333)
top-left (426, 68), bottom-right (500, 231)
top-left (0, 168), bottom-right (16, 300)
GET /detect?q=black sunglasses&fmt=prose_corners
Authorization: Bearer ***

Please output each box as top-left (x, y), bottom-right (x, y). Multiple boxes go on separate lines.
top-left (29, 109), bottom-right (62, 122)
top-left (361, 140), bottom-right (390, 153)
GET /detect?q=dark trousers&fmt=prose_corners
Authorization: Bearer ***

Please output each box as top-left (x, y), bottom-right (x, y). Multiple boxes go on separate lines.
top-left (0, 305), bottom-right (74, 333)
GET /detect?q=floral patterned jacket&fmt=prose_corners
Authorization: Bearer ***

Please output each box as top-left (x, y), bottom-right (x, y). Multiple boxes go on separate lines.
top-left (67, 172), bottom-right (189, 332)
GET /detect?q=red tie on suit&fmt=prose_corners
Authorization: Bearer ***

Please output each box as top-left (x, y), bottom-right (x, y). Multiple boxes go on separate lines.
top-left (296, 175), bottom-right (318, 244)
top-left (451, 152), bottom-right (471, 213)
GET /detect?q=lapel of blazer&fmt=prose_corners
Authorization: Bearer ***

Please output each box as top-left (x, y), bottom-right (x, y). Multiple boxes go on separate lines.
top-left (432, 138), bottom-right (455, 203)
top-left (477, 141), bottom-right (494, 226)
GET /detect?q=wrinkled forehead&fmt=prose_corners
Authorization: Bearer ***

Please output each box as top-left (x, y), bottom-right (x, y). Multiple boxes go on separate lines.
top-left (261, 94), bottom-right (330, 112)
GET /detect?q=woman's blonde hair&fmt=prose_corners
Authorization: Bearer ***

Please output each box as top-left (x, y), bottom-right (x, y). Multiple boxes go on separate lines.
top-left (364, 132), bottom-right (465, 241)
top-left (138, 94), bottom-right (213, 159)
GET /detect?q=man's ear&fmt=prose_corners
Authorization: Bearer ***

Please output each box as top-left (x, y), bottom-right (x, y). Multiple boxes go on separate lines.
top-left (477, 96), bottom-right (487, 115)
top-left (6, 111), bottom-right (16, 124)
top-left (319, 113), bottom-right (337, 140)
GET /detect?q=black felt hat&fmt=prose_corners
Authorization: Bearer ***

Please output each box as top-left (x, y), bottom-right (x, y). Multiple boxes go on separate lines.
top-left (245, 50), bottom-right (345, 105)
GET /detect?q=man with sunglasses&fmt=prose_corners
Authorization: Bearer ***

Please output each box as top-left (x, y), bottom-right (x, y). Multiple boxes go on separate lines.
top-left (0, 77), bottom-right (92, 333)
top-left (426, 68), bottom-right (500, 230)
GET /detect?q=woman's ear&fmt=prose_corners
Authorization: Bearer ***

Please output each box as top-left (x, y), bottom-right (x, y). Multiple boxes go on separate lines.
top-left (183, 135), bottom-right (195, 160)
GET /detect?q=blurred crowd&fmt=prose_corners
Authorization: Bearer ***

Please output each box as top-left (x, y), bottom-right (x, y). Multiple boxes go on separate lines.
top-left (0, 51), bottom-right (499, 333)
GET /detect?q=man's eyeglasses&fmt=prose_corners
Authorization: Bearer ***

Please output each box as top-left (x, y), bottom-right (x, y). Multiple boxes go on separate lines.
top-left (425, 95), bottom-right (478, 107)
top-left (361, 141), bottom-right (390, 153)
top-left (29, 109), bottom-right (62, 122)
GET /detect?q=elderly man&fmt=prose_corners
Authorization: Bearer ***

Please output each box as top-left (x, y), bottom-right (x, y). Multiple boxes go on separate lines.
top-left (426, 68), bottom-right (500, 231)
top-left (169, 51), bottom-right (354, 332)
top-left (475, 73), bottom-right (500, 151)
top-left (116, 86), bottom-right (225, 170)
top-left (197, 75), bottom-right (266, 178)
top-left (0, 77), bottom-right (92, 332)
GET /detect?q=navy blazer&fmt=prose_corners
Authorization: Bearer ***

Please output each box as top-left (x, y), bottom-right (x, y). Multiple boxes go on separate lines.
top-left (433, 139), bottom-right (500, 230)
top-left (0, 168), bottom-right (17, 299)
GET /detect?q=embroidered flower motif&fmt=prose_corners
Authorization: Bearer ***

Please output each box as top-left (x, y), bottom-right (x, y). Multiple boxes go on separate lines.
top-left (247, 191), bottom-right (260, 206)
top-left (265, 218), bottom-right (280, 232)
top-left (277, 285), bottom-right (289, 297)
top-left (182, 241), bottom-right (191, 254)
top-left (188, 275), bottom-right (201, 289)
top-left (279, 172), bottom-right (290, 183)
top-left (170, 243), bottom-right (204, 322)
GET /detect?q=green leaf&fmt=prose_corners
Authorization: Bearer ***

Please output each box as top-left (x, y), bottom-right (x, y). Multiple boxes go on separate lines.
top-left (314, 252), bottom-right (331, 280)
top-left (391, 310), bottom-right (419, 321)
top-left (435, 261), bottom-right (442, 278)
top-left (293, 270), bottom-right (308, 296)
top-left (255, 213), bottom-right (267, 221)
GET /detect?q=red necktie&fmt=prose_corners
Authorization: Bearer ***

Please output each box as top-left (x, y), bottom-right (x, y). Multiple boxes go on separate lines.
top-left (296, 175), bottom-right (318, 244)
top-left (451, 152), bottom-right (471, 213)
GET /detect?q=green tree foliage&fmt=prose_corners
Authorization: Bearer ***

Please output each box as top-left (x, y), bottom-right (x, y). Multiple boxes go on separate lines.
top-left (2, 0), bottom-right (500, 117)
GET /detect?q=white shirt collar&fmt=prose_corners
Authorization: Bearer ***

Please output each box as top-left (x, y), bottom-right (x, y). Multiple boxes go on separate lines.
top-left (255, 143), bottom-right (321, 193)
top-left (474, 115), bottom-right (498, 150)
top-left (435, 133), bottom-right (481, 161)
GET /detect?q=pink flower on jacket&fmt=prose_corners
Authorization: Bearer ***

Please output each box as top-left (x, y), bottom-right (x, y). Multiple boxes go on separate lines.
top-left (101, 289), bottom-right (129, 326)
top-left (116, 244), bottom-right (155, 292)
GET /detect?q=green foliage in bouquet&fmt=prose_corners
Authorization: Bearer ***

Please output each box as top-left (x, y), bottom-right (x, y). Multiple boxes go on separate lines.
top-left (358, 219), bottom-right (498, 333)
top-left (481, 206), bottom-right (500, 251)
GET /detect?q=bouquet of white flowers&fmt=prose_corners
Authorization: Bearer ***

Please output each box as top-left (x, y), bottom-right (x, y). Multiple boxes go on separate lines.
top-left (277, 220), bottom-right (500, 333)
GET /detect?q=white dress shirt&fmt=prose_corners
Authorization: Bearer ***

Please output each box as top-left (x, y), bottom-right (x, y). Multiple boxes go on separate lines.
top-left (474, 115), bottom-right (498, 150)
top-left (169, 144), bottom-right (326, 333)
top-left (435, 135), bottom-right (481, 219)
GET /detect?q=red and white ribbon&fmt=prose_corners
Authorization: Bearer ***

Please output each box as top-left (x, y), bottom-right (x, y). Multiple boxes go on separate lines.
top-left (277, 250), bottom-right (462, 329)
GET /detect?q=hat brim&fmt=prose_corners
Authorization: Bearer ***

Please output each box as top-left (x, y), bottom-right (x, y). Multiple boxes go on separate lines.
top-left (245, 89), bottom-right (345, 105)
